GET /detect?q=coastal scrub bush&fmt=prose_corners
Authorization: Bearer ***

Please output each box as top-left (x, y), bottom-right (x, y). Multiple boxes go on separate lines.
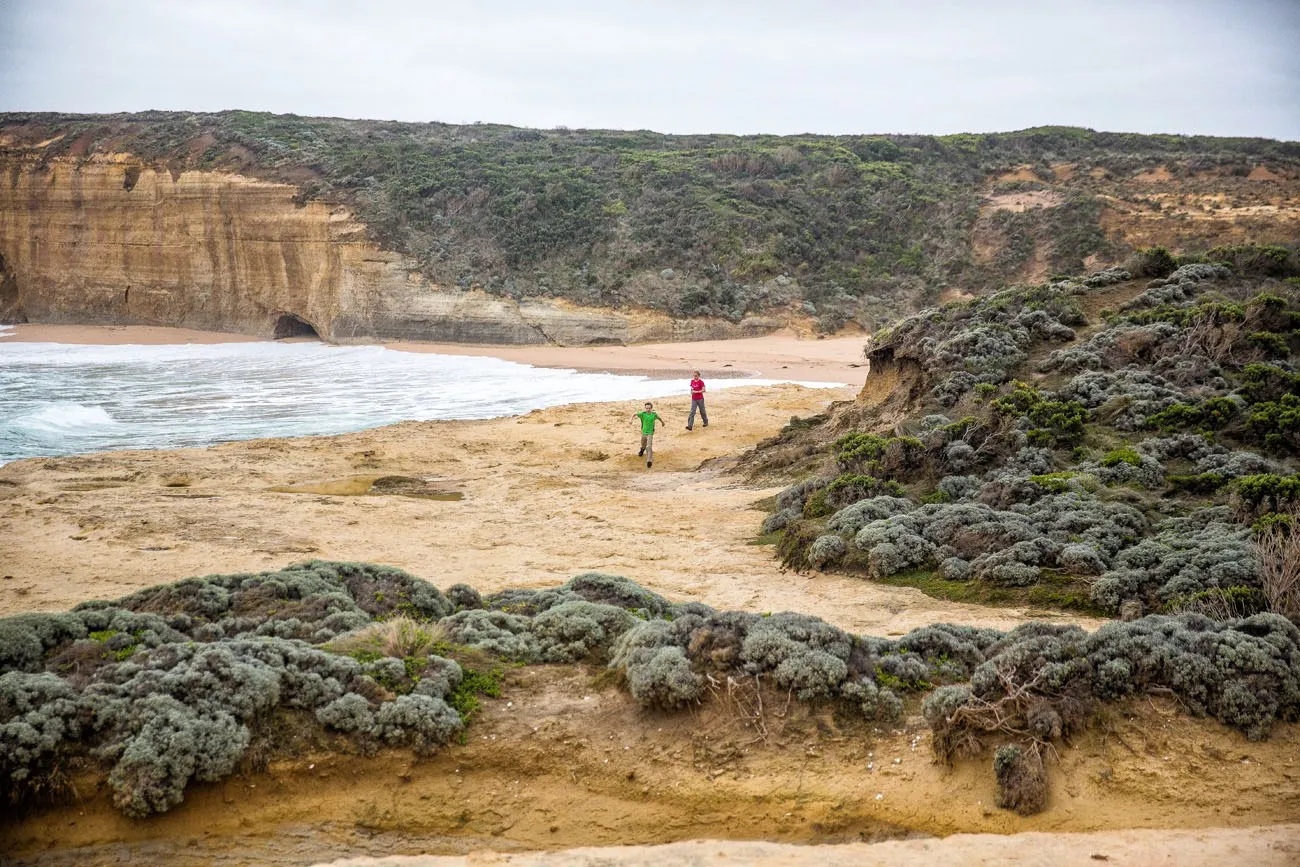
top-left (621, 644), bottom-right (703, 710)
top-left (841, 492), bottom-right (1143, 587)
top-left (413, 655), bottom-right (464, 700)
top-left (1234, 474), bottom-right (1300, 517)
top-left (445, 584), bottom-right (484, 611)
top-left (315, 693), bottom-right (377, 734)
top-left (1091, 509), bottom-right (1257, 614)
top-left (825, 496), bottom-right (914, 536)
top-left (821, 474), bottom-right (906, 510)
top-left (107, 695), bottom-right (248, 817)
top-left (439, 610), bottom-right (539, 662)
top-left (561, 572), bottom-right (673, 618)
top-left (808, 534), bottom-right (848, 570)
top-left (1123, 246), bottom-right (1177, 279)
top-left (372, 694), bottom-right (462, 755)
top-left (761, 507), bottom-right (802, 534)
top-left (0, 614), bottom-right (89, 675)
top-left (0, 672), bottom-right (81, 802)
top-left (919, 610), bottom-right (1300, 815)
top-left (531, 600), bottom-right (636, 663)
top-left (1247, 394), bottom-right (1300, 453)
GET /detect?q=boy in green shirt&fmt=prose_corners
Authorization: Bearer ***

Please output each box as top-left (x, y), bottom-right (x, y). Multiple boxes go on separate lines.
top-left (635, 402), bottom-right (663, 468)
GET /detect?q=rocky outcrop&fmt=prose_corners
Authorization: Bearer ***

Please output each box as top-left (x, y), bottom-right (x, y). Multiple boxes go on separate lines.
top-left (0, 156), bottom-right (779, 344)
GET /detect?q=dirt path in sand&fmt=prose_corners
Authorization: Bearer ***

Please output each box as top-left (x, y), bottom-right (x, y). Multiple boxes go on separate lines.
top-left (0, 384), bottom-right (1095, 634)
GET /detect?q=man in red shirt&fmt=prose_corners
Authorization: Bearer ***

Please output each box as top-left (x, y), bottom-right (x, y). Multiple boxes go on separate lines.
top-left (687, 370), bottom-right (709, 430)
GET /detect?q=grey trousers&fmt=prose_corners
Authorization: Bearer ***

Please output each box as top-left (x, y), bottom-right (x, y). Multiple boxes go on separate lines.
top-left (639, 434), bottom-right (654, 462)
top-left (687, 398), bottom-right (708, 429)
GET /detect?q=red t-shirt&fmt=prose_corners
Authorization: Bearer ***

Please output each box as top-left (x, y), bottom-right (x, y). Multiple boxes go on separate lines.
top-left (690, 378), bottom-right (705, 400)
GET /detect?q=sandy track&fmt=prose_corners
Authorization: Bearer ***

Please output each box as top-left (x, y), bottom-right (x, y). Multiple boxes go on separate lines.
top-left (1, 384), bottom-right (1094, 634)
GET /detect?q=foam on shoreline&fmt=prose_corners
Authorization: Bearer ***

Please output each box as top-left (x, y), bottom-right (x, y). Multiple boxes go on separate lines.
top-left (0, 338), bottom-right (841, 464)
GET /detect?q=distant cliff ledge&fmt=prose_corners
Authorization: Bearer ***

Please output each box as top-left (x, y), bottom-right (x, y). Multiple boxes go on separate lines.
top-left (0, 156), bottom-right (780, 344)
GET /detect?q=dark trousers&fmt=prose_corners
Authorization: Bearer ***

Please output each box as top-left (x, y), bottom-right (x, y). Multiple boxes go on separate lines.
top-left (687, 398), bottom-right (708, 429)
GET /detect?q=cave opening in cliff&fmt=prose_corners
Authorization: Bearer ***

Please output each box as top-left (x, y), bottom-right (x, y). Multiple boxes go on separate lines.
top-left (272, 313), bottom-right (320, 340)
top-left (0, 250), bottom-right (24, 323)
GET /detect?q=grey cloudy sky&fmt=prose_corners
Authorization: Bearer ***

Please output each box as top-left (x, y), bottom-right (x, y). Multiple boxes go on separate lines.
top-left (1, 0), bottom-right (1297, 139)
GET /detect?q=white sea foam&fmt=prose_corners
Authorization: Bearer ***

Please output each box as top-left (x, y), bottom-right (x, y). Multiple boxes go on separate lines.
top-left (0, 325), bottom-right (14, 339)
top-left (11, 402), bottom-right (121, 436)
top-left (0, 340), bottom-right (839, 464)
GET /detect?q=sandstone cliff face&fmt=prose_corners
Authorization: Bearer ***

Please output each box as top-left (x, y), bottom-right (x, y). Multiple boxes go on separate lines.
top-left (0, 156), bottom-right (778, 344)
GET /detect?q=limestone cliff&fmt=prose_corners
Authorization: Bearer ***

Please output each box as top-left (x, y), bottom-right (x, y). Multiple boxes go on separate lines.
top-left (0, 155), bottom-right (777, 343)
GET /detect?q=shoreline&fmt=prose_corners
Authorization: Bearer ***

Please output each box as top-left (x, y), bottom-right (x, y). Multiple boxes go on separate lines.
top-left (0, 383), bottom-right (1083, 637)
top-left (1, 323), bottom-right (869, 383)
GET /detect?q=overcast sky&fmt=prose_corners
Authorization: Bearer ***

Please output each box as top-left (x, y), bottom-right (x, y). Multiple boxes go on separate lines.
top-left (1, 0), bottom-right (1297, 139)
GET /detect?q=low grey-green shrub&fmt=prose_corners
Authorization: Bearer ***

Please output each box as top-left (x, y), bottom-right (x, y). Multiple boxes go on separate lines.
top-left (1091, 510), bottom-right (1257, 614)
top-left (0, 613), bottom-right (89, 675)
top-left (106, 695), bottom-right (248, 818)
top-left (839, 679), bottom-right (903, 720)
top-left (808, 534), bottom-right (848, 570)
top-left (825, 495), bottom-right (914, 536)
top-left (623, 645), bottom-right (702, 709)
top-left (532, 600), bottom-right (636, 663)
top-left (413, 655), bottom-right (463, 700)
top-left (561, 572), bottom-right (672, 617)
top-left (842, 492), bottom-right (1144, 587)
top-left (0, 671), bottom-right (81, 800)
top-left (444, 583), bottom-right (484, 611)
top-left (761, 506), bottom-right (802, 534)
top-left (315, 693), bottom-right (376, 734)
top-left (371, 694), bottom-right (461, 755)
top-left (439, 610), bottom-right (539, 661)
top-left (1061, 368), bottom-right (1189, 430)
top-left (483, 587), bottom-right (580, 616)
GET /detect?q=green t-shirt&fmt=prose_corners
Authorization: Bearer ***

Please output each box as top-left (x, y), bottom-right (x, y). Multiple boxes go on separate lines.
top-left (636, 411), bottom-right (661, 435)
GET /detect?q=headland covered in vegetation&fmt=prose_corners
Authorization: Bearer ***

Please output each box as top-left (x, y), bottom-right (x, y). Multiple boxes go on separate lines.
top-left (3, 112), bottom-right (1298, 333)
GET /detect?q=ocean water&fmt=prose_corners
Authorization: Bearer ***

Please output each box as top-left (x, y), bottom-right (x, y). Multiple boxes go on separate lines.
top-left (0, 339), bottom-right (836, 465)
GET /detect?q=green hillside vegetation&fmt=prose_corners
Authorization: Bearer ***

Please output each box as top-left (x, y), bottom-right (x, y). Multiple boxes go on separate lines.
top-left (4, 560), bottom-right (1298, 819)
top-left (758, 249), bottom-right (1300, 623)
top-left (3, 111), bottom-right (1298, 330)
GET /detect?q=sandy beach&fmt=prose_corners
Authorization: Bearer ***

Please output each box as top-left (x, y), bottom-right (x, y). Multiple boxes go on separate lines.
top-left (4, 327), bottom-right (1299, 865)
top-left (0, 383), bottom-right (1088, 635)
top-left (2, 324), bottom-right (869, 383)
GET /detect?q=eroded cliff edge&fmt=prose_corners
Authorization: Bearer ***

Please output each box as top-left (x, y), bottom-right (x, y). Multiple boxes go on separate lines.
top-left (0, 156), bottom-right (777, 344)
